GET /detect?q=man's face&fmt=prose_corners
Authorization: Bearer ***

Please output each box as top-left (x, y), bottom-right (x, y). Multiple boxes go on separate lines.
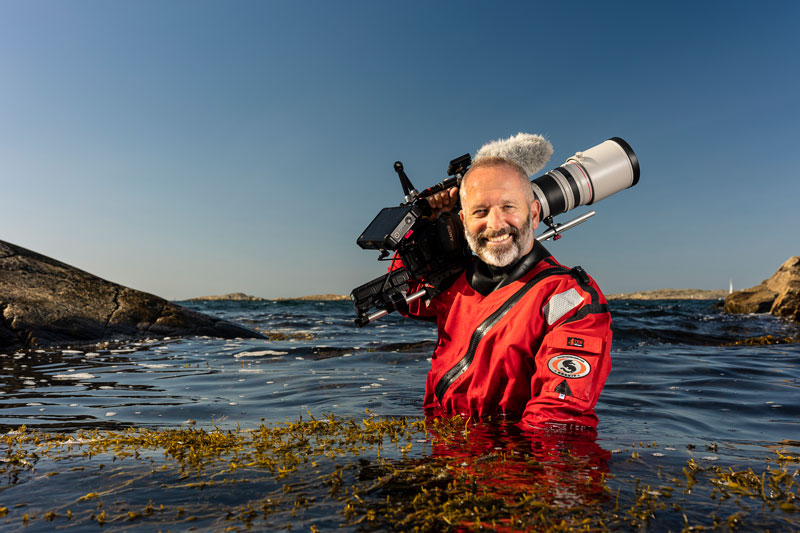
top-left (460, 164), bottom-right (540, 267)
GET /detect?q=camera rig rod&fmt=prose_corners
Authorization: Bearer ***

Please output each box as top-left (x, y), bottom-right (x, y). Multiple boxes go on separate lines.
top-left (537, 211), bottom-right (595, 242)
top-left (358, 287), bottom-right (429, 325)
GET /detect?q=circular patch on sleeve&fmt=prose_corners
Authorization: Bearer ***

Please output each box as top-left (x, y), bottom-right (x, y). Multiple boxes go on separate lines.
top-left (547, 354), bottom-right (591, 378)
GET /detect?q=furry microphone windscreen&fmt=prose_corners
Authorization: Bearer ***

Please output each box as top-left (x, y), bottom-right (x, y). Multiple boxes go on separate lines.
top-left (473, 133), bottom-right (554, 176)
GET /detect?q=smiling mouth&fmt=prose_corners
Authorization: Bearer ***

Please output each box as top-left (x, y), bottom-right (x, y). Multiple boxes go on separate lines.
top-left (485, 234), bottom-right (512, 245)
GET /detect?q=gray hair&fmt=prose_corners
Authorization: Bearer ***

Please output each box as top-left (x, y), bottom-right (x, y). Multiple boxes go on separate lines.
top-left (459, 156), bottom-right (535, 207)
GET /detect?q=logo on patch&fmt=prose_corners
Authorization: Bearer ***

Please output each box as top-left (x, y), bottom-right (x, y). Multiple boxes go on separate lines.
top-left (567, 337), bottom-right (584, 348)
top-left (547, 354), bottom-right (591, 379)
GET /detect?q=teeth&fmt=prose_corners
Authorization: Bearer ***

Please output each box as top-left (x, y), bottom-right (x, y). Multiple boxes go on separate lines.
top-left (488, 235), bottom-right (510, 243)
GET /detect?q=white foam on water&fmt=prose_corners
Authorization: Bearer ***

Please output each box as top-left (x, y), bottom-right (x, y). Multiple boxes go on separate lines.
top-left (62, 350), bottom-right (83, 354)
top-left (234, 350), bottom-right (288, 358)
top-left (105, 412), bottom-right (117, 417)
top-left (138, 363), bottom-right (171, 369)
top-left (238, 369), bottom-right (264, 373)
top-left (53, 373), bottom-right (96, 380)
top-left (59, 438), bottom-right (97, 445)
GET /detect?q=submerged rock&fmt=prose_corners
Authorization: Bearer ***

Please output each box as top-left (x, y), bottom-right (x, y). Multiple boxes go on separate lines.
top-left (724, 256), bottom-right (800, 322)
top-left (0, 240), bottom-right (265, 350)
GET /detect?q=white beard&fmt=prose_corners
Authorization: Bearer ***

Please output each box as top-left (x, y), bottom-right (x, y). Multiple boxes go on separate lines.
top-left (464, 210), bottom-right (535, 268)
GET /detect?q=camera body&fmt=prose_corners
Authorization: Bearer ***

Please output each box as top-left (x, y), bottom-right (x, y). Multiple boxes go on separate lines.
top-left (357, 205), bottom-right (467, 279)
top-left (351, 201), bottom-right (471, 326)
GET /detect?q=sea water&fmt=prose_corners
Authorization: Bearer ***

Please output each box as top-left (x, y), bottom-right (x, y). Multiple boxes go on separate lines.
top-left (1, 299), bottom-right (799, 531)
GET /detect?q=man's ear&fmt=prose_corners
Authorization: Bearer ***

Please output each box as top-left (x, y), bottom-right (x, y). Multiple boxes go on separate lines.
top-left (530, 199), bottom-right (541, 227)
top-left (459, 210), bottom-right (465, 224)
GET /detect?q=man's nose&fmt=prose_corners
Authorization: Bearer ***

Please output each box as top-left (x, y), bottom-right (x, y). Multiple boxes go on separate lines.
top-left (486, 207), bottom-right (506, 230)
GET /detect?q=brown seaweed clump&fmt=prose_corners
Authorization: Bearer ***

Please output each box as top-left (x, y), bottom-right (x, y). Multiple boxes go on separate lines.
top-left (0, 415), bottom-right (799, 531)
top-left (724, 334), bottom-right (800, 346)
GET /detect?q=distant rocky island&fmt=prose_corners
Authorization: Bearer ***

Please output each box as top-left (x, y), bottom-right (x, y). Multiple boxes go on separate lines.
top-left (275, 294), bottom-right (349, 302)
top-left (189, 293), bottom-right (349, 302)
top-left (188, 292), bottom-right (267, 301)
top-left (606, 289), bottom-right (728, 300)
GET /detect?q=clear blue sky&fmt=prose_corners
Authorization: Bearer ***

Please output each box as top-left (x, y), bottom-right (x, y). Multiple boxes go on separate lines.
top-left (2, 1), bottom-right (798, 299)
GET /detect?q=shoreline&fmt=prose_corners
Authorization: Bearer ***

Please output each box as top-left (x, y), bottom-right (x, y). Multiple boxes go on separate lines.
top-left (605, 289), bottom-right (728, 300)
top-left (187, 290), bottom-right (728, 302)
top-left (186, 293), bottom-right (350, 302)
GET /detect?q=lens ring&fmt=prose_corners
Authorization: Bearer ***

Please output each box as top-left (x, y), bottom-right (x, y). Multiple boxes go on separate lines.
top-left (563, 161), bottom-right (594, 205)
top-left (609, 137), bottom-right (640, 186)
top-left (550, 169), bottom-right (575, 212)
top-left (530, 182), bottom-right (550, 219)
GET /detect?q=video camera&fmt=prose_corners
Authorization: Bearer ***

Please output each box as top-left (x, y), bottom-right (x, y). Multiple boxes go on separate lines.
top-left (350, 137), bottom-right (640, 327)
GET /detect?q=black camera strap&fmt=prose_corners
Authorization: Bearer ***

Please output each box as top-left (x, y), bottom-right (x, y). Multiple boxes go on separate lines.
top-left (467, 241), bottom-right (553, 296)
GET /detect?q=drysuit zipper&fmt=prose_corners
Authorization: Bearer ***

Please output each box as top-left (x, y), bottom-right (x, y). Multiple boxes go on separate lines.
top-left (434, 266), bottom-right (570, 403)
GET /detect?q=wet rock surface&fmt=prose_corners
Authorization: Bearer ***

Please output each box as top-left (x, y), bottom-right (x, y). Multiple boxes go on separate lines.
top-left (0, 240), bottom-right (265, 350)
top-left (725, 256), bottom-right (800, 322)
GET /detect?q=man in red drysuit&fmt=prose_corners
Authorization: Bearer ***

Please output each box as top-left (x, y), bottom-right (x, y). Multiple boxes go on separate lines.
top-left (405, 156), bottom-right (612, 429)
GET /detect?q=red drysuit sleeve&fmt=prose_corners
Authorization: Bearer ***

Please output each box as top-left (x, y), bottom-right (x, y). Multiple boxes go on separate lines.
top-left (520, 279), bottom-right (613, 429)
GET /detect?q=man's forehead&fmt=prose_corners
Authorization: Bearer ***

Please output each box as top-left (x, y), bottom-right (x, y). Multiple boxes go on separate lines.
top-left (463, 166), bottom-right (528, 199)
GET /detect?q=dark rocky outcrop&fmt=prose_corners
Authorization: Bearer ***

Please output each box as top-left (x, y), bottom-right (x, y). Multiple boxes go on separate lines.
top-left (0, 240), bottom-right (265, 351)
top-left (724, 256), bottom-right (800, 322)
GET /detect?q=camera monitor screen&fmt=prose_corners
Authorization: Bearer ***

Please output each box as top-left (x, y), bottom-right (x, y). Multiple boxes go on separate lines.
top-left (357, 205), bottom-right (420, 250)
